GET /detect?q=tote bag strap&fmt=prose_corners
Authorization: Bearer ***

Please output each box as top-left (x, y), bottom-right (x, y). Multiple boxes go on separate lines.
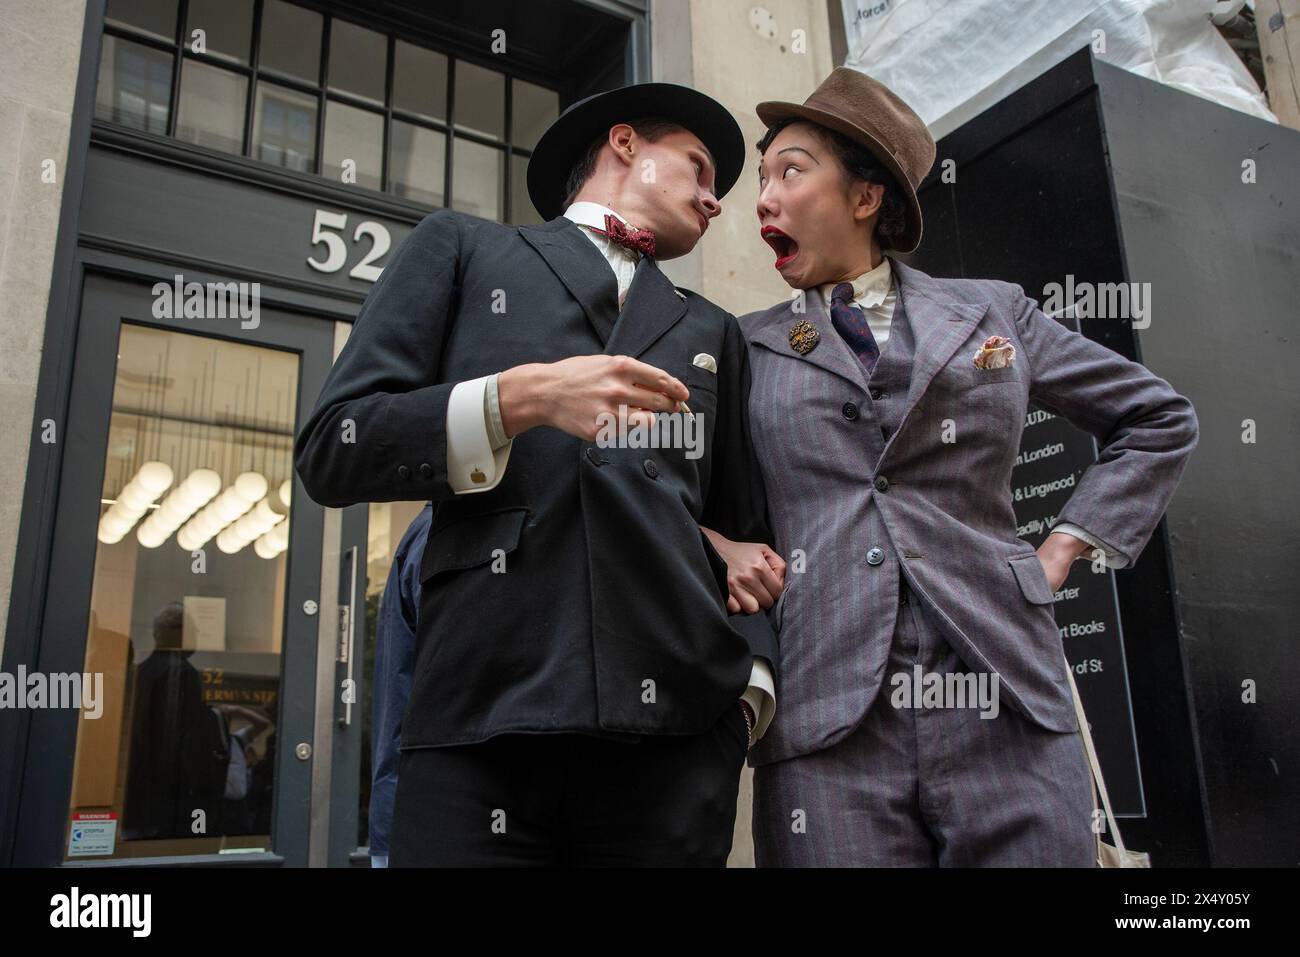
top-left (1064, 656), bottom-right (1128, 857)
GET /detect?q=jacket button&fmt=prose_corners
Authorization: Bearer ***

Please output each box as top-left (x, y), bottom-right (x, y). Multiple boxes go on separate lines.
top-left (585, 447), bottom-right (604, 467)
top-left (870, 387), bottom-right (884, 400)
top-left (874, 475), bottom-right (889, 492)
top-left (643, 459), bottom-right (659, 479)
top-left (867, 547), bottom-right (885, 566)
top-left (397, 464), bottom-right (411, 480)
top-left (418, 462), bottom-right (432, 479)
top-left (841, 401), bottom-right (859, 421)
top-left (881, 426), bottom-right (892, 441)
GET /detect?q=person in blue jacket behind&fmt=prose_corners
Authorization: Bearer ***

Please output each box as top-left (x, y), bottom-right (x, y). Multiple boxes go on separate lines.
top-left (369, 504), bottom-right (431, 868)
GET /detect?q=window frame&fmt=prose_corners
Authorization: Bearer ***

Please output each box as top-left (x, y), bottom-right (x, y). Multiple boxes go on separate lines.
top-left (98, 0), bottom-right (561, 222)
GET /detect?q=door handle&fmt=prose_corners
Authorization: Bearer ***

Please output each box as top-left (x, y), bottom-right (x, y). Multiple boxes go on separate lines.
top-left (337, 545), bottom-right (358, 727)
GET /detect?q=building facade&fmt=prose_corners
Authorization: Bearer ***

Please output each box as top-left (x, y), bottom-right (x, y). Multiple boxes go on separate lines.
top-left (0, 0), bottom-right (836, 867)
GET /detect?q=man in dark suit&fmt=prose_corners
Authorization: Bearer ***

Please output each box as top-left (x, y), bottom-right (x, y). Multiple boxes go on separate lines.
top-left (295, 83), bottom-right (778, 866)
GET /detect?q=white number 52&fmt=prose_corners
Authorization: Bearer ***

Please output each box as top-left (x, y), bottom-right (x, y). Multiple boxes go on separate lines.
top-left (306, 209), bottom-right (391, 282)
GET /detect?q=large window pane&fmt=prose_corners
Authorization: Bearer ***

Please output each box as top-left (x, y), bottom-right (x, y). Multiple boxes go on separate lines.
top-left (328, 20), bottom-right (386, 106)
top-left (67, 325), bottom-right (298, 860)
top-left (511, 80), bottom-right (558, 150)
top-left (454, 62), bottom-right (504, 140)
top-left (392, 40), bottom-right (446, 122)
top-left (175, 59), bottom-right (247, 155)
top-left (254, 81), bottom-right (317, 173)
top-left (452, 138), bottom-right (502, 220)
top-left (259, 0), bottom-right (322, 83)
top-left (185, 0), bottom-right (254, 65)
top-left (510, 153), bottom-right (541, 225)
top-left (323, 100), bottom-right (383, 190)
top-left (106, 0), bottom-right (178, 42)
top-left (96, 35), bottom-right (172, 134)
top-left (390, 121), bottom-right (445, 207)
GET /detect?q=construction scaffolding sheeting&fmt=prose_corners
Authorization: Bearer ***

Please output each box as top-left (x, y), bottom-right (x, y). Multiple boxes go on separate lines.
top-left (841, 0), bottom-right (1276, 138)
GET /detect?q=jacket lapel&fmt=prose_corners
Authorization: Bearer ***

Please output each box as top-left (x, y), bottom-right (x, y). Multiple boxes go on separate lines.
top-left (748, 288), bottom-right (870, 395)
top-left (604, 256), bottom-right (687, 359)
top-left (890, 260), bottom-right (989, 431)
top-left (519, 218), bottom-right (620, 345)
top-left (745, 259), bottom-right (990, 454)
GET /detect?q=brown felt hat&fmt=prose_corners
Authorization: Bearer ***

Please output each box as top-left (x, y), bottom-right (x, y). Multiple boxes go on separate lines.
top-left (756, 67), bottom-right (935, 253)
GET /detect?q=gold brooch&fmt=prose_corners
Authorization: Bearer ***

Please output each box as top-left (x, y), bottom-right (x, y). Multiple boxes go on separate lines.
top-left (788, 319), bottom-right (820, 355)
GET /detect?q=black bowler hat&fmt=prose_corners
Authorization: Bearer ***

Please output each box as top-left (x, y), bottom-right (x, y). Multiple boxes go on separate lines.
top-left (526, 83), bottom-right (745, 222)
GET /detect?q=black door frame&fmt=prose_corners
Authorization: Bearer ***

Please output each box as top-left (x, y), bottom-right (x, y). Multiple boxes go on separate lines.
top-left (6, 256), bottom-right (342, 867)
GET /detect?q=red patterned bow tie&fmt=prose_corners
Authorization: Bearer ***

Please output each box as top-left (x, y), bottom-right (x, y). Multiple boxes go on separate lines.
top-left (596, 214), bottom-right (657, 258)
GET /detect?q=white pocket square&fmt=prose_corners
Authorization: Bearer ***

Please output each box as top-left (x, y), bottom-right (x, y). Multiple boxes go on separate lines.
top-left (973, 335), bottom-right (1016, 370)
top-left (692, 353), bottom-right (717, 374)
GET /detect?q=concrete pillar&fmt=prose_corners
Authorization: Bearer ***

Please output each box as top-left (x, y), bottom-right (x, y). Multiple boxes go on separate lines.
top-left (0, 0), bottom-right (89, 658)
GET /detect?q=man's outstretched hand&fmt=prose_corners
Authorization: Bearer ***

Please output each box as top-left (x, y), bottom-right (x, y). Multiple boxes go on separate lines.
top-left (702, 527), bottom-right (786, 614)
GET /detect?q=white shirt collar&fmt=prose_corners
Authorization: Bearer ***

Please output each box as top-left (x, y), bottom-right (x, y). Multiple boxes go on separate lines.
top-left (820, 256), bottom-right (894, 309)
top-left (563, 201), bottom-right (642, 306)
top-left (563, 201), bottom-right (638, 235)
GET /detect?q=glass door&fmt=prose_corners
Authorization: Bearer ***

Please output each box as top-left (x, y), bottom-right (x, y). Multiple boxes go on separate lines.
top-left (13, 270), bottom-right (339, 866)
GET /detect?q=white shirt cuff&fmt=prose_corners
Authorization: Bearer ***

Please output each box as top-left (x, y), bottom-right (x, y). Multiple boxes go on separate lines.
top-left (447, 375), bottom-right (513, 494)
top-left (1051, 522), bottom-right (1129, 570)
top-left (741, 658), bottom-right (776, 745)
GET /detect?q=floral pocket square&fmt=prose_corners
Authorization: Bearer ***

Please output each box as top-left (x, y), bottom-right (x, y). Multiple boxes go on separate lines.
top-left (973, 335), bottom-right (1016, 370)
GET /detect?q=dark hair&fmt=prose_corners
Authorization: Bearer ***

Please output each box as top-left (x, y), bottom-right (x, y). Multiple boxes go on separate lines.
top-left (153, 601), bottom-right (185, 649)
top-left (562, 116), bottom-right (686, 208)
top-left (756, 117), bottom-right (908, 249)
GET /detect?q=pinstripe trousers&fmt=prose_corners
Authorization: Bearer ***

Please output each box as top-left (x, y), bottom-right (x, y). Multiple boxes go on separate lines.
top-left (752, 575), bottom-right (1097, 867)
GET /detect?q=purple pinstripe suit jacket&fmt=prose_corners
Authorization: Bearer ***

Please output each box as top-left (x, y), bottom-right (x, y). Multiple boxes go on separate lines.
top-left (739, 258), bottom-right (1198, 767)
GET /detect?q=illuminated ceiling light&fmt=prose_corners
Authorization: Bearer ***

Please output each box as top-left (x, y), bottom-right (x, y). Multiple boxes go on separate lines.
top-left (218, 497), bottom-right (284, 554)
top-left (137, 461), bottom-right (174, 494)
top-left (97, 518), bottom-right (126, 545)
top-left (178, 471), bottom-right (268, 551)
top-left (97, 461), bottom-right (174, 545)
top-left (254, 513), bottom-right (291, 559)
top-left (234, 471), bottom-right (269, 503)
top-left (137, 468), bottom-right (223, 549)
top-left (215, 526), bottom-right (245, 554)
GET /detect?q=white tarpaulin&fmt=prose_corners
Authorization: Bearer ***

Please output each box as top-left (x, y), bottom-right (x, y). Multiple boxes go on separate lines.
top-left (841, 0), bottom-right (1276, 139)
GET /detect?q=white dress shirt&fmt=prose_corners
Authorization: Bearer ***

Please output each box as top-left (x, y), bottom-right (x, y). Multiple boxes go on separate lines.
top-left (444, 202), bottom-right (777, 743)
top-left (825, 257), bottom-right (1127, 569)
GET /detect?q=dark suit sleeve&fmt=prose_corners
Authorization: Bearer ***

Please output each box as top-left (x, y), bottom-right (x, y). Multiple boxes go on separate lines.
top-left (1014, 285), bottom-right (1199, 567)
top-left (701, 314), bottom-right (780, 669)
top-left (294, 209), bottom-right (465, 508)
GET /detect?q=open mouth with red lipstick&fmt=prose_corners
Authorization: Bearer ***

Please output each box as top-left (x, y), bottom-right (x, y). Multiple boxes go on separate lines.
top-left (761, 226), bottom-right (800, 269)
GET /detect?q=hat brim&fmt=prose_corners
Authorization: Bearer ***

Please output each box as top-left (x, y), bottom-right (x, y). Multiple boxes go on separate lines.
top-left (756, 100), bottom-right (924, 253)
top-left (528, 83), bottom-right (745, 223)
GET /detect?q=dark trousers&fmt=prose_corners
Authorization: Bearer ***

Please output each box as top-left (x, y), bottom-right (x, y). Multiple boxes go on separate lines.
top-left (389, 705), bottom-right (750, 866)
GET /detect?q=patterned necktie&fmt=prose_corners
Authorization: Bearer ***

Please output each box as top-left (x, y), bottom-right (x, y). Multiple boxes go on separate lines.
top-left (829, 282), bottom-right (880, 376)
